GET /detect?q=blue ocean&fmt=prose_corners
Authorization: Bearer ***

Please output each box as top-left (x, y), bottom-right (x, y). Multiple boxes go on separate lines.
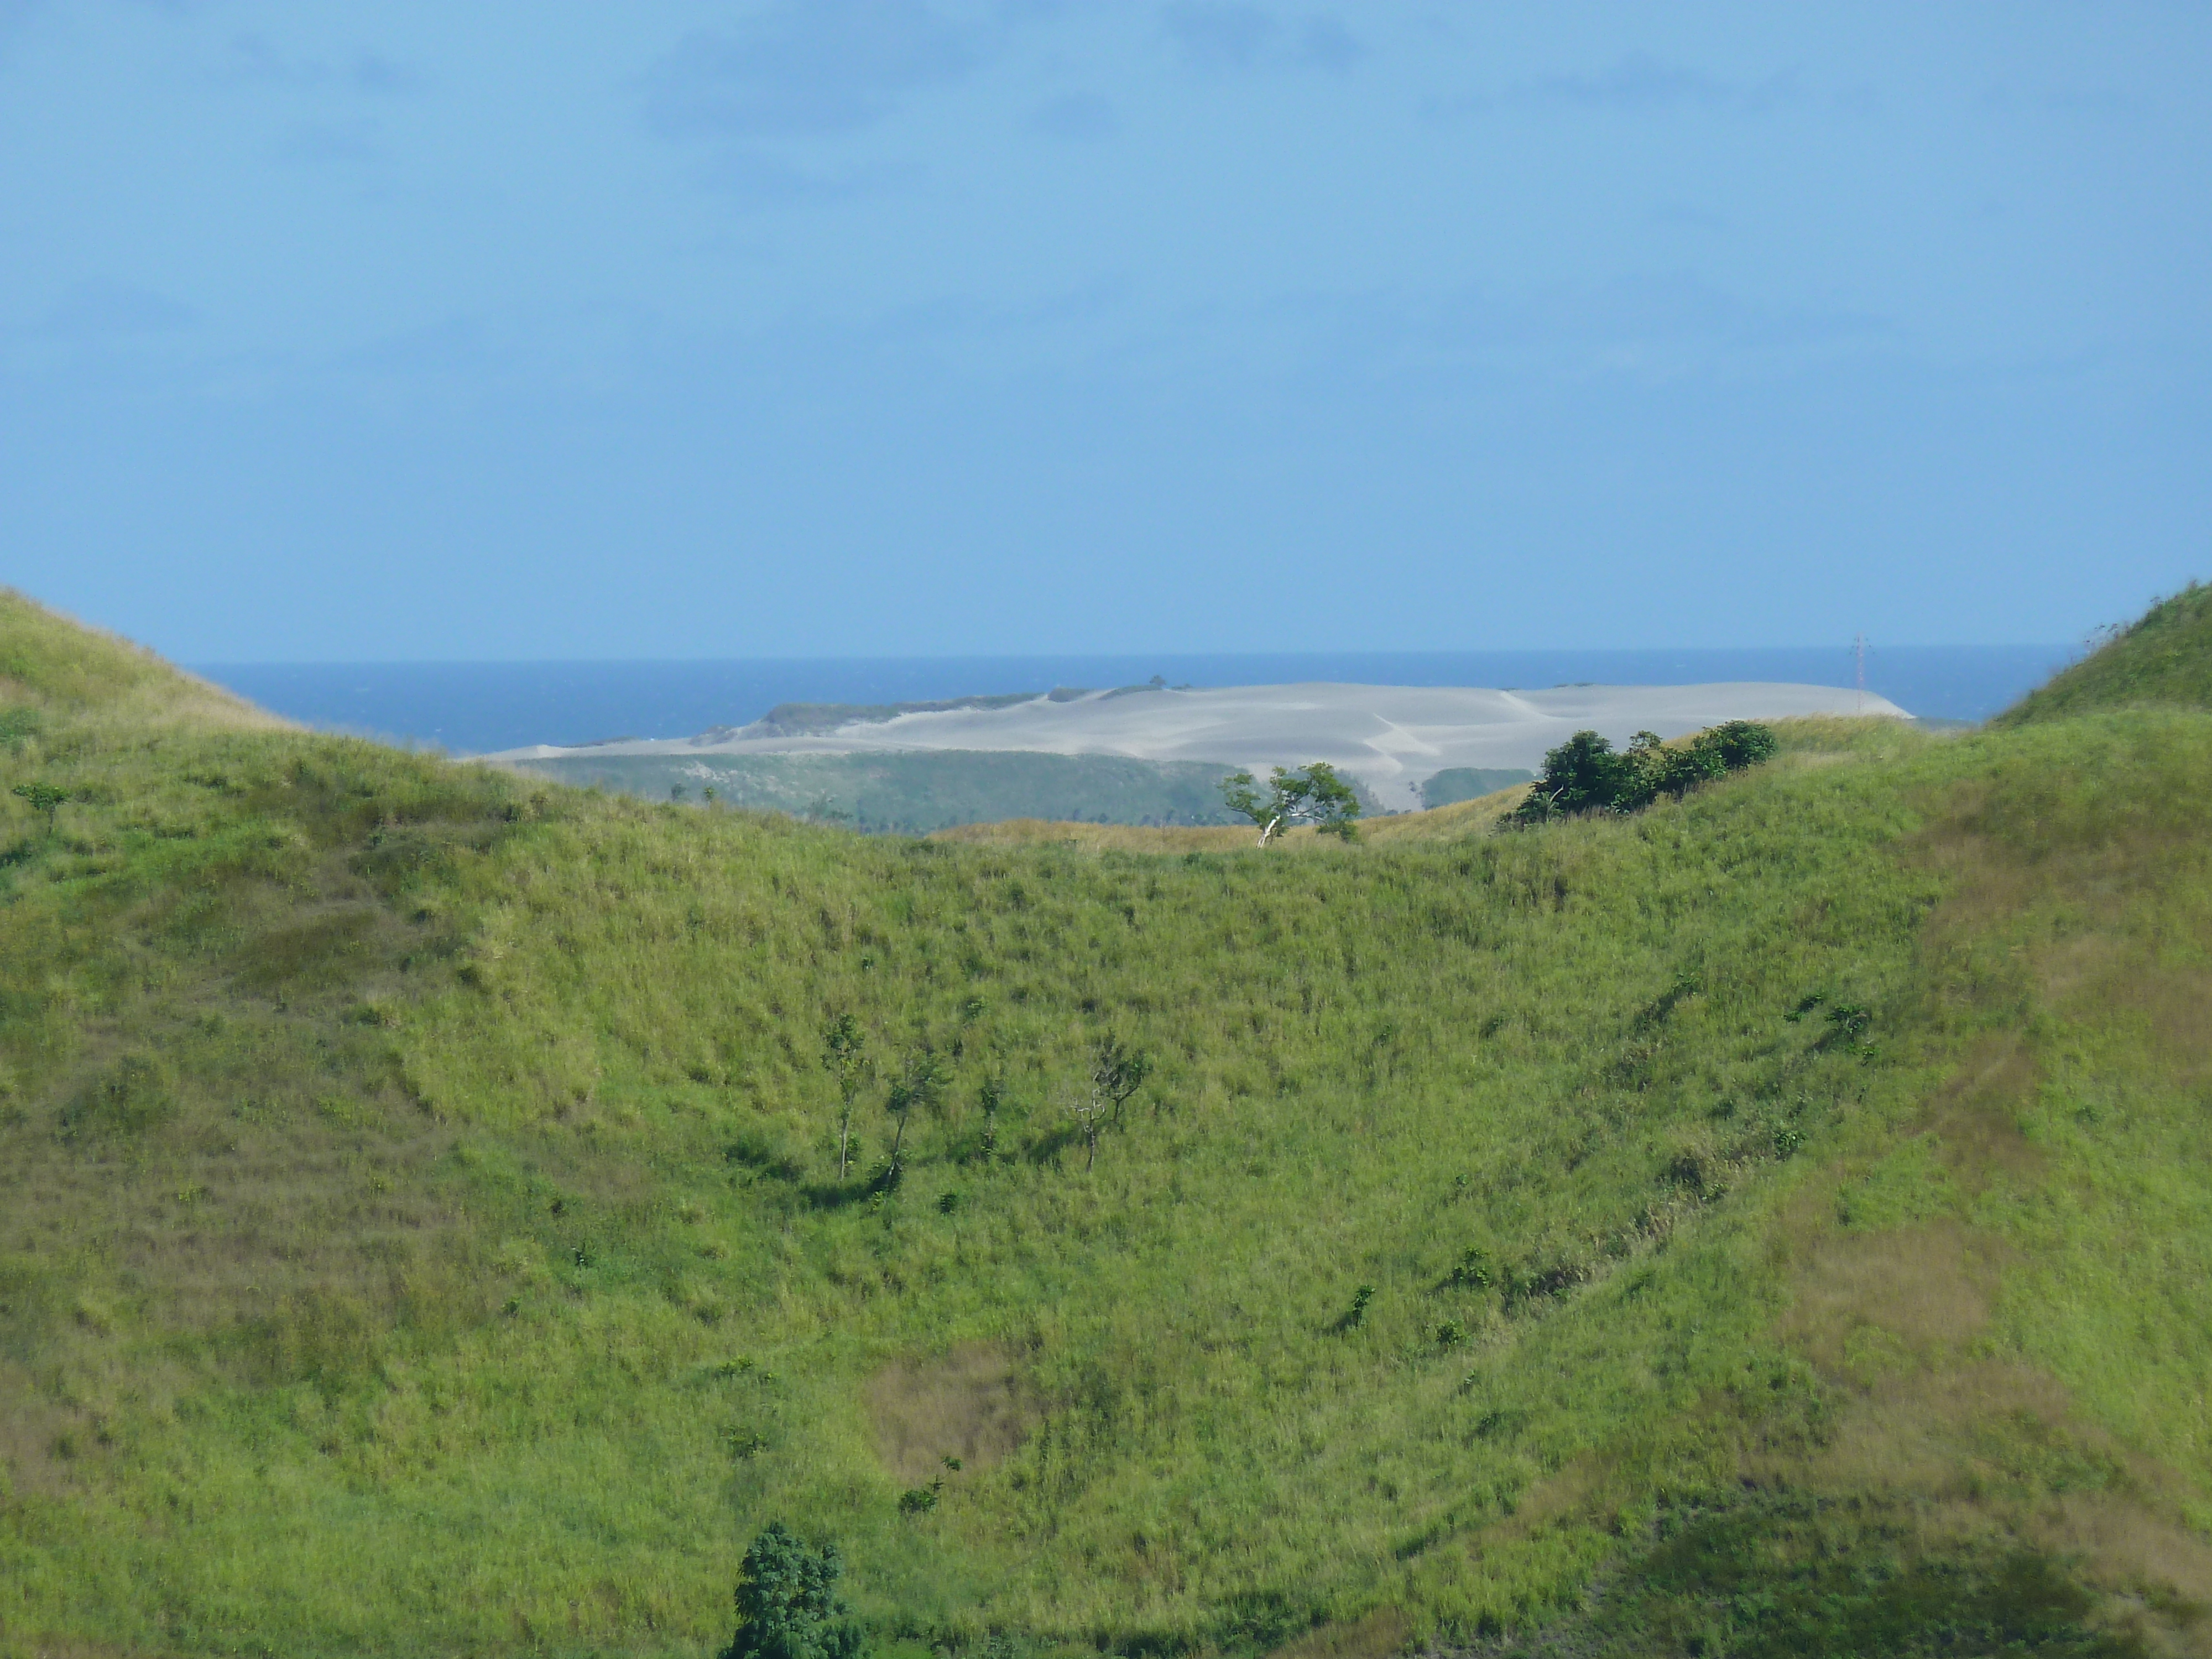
top-left (194, 646), bottom-right (2078, 757)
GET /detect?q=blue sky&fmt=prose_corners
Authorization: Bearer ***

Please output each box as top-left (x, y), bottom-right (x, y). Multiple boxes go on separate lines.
top-left (2, 2), bottom-right (2206, 660)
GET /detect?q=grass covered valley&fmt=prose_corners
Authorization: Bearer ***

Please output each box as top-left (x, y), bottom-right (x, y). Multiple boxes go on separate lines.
top-left (4, 585), bottom-right (2212, 1656)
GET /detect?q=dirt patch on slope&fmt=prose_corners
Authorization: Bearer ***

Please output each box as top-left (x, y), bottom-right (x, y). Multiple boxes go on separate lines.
top-left (1267, 1608), bottom-right (1410, 1659)
top-left (1777, 1218), bottom-right (1999, 1374)
top-left (864, 1343), bottom-right (1040, 1484)
top-left (1917, 1036), bottom-right (2048, 1187)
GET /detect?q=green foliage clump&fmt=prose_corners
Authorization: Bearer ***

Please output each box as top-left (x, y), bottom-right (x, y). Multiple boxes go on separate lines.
top-left (897, 1480), bottom-right (942, 1515)
top-left (1508, 721), bottom-right (1777, 824)
top-left (1219, 760), bottom-right (1363, 839)
top-left (10, 780), bottom-right (69, 834)
top-left (1344, 1284), bottom-right (1375, 1327)
top-left (721, 1524), bottom-right (868, 1659)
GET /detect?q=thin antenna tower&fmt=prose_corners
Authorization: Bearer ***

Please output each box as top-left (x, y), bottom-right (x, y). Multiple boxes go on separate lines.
top-left (1854, 634), bottom-right (1867, 713)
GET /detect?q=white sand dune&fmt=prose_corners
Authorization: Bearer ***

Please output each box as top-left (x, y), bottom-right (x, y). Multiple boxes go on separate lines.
top-left (489, 681), bottom-right (1908, 812)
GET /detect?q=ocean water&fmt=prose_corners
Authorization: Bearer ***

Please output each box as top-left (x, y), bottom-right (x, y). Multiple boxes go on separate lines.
top-left (194, 645), bottom-right (2077, 758)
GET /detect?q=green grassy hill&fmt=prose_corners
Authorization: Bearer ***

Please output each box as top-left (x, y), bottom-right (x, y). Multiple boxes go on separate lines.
top-left (3, 586), bottom-right (2211, 1656)
top-left (1995, 581), bottom-right (2212, 727)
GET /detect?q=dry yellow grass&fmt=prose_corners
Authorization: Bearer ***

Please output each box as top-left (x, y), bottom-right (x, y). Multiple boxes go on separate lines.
top-left (1265, 1608), bottom-right (1411, 1659)
top-left (927, 818), bottom-right (1261, 852)
top-left (1357, 787), bottom-right (1528, 841)
top-left (927, 787), bottom-right (1528, 853)
top-left (0, 587), bottom-right (284, 733)
top-left (863, 1343), bottom-right (1041, 1485)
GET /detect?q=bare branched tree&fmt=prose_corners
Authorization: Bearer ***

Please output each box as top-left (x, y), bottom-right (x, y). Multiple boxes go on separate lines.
top-left (1062, 1079), bottom-right (1111, 1172)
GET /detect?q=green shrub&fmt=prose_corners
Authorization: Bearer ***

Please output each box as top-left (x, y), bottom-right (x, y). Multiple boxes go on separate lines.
top-left (1509, 722), bottom-right (1777, 825)
top-left (721, 1524), bottom-right (868, 1659)
top-left (1449, 1247), bottom-right (1493, 1288)
top-left (898, 1480), bottom-right (942, 1515)
top-left (11, 780), bottom-right (70, 834)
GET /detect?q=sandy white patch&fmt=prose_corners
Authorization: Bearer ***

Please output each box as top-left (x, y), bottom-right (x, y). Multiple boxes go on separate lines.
top-left (486, 681), bottom-right (1906, 812)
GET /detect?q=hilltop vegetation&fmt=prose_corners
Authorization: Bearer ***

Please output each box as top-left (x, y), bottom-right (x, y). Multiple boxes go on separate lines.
top-left (1505, 721), bottom-right (1778, 827)
top-left (3, 586), bottom-right (2212, 1656)
top-left (1996, 581), bottom-right (2212, 727)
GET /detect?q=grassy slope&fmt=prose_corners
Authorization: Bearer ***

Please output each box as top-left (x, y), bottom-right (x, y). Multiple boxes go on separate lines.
top-left (1420, 769), bottom-right (1537, 811)
top-left (1, 589), bottom-right (2210, 1656)
top-left (1996, 582), bottom-right (2212, 728)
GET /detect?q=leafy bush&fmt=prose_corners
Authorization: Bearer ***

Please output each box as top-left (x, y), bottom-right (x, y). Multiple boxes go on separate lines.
top-left (11, 780), bottom-right (70, 834)
top-left (1507, 722), bottom-right (1777, 825)
top-left (720, 1523), bottom-right (867, 1659)
top-left (898, 1479), bottom-right (942, 1514)
top-left (1449, 1247), bottom-right (1493, 1289)
top-left (1344, 1284), bottom-right (1375, 1327)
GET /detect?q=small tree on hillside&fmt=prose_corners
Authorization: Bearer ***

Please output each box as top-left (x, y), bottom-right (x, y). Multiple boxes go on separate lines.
top-left (1219, 763), bottom-right (1363, 843)
top-left (883, 1047), bottom-right (947, 1185)
top-left (821, 1014), bottom-right (869, 1178)
top-left (12, 782), bottom-right (70, 837)
top-left (719, 1522), bottom-right (867, 1659)
top-left (1220, 770), bottom-right (1271, 836)
top-left (1516, 731), bottom-right (1620, 820)
top-left (1063, 1079), bottom-right (1111, 1172)
top-left (976, 1071), bottom-right (1005, 1161)
top-left (1091, 1033), bottom-right (1152, 1130)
